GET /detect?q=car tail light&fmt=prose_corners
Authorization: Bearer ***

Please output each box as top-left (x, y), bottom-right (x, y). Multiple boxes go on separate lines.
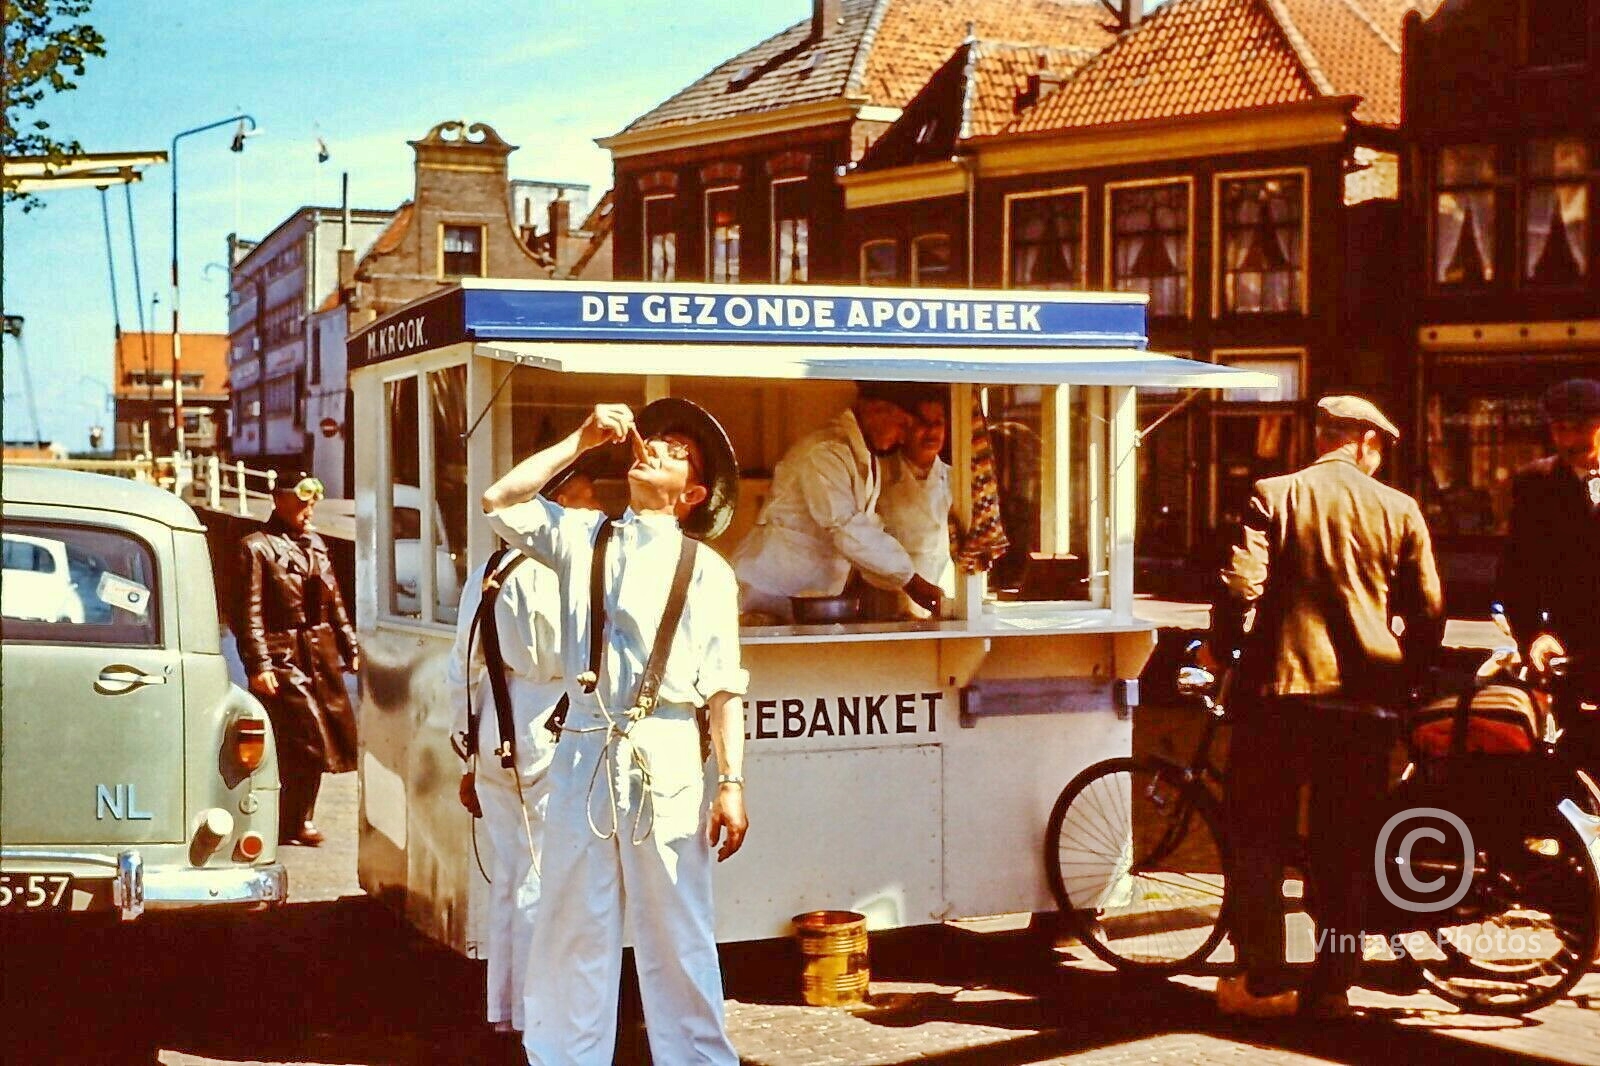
top-left (233, 717), bottom-right (268, 772)
top-left (235, 831), bottom-right (265, 862)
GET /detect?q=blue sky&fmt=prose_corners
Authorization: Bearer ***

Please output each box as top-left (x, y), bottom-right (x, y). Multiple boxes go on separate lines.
top-left (2, 0), bottom-right (808, 448)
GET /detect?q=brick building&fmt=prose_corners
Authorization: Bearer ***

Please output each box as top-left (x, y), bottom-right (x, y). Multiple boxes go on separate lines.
top-left (113, 330), bottom-right (231, 457)
top-left (1400, 0), bottom-right (1599, 604)
top-left (605, 0), bottom-right (1436, 590)
top-left (227, 207), bottom-right (395, 465)
top-left (303, 120), bottom-right (611, 495)
top-left (598, 0), bottom-right (1117, 287)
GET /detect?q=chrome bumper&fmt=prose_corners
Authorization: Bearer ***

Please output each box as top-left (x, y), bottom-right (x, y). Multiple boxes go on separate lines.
top-left (116, 850), bottom-right (288, 920)
top-left (0, 848), bottom-right (287, 921)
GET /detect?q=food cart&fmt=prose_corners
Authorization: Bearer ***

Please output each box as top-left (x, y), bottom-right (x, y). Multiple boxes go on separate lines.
top-left (347, 278), bottom-right (1269, 953)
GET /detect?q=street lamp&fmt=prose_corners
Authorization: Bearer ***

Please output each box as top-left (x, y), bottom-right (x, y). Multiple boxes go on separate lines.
top-left (170, 114), bottom-right (258, 457)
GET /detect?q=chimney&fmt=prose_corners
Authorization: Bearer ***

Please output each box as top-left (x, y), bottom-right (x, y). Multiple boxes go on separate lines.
top-left (812, 0), bottom-right (842, 39)
top-left (548, 194), bottom-right (571, 241)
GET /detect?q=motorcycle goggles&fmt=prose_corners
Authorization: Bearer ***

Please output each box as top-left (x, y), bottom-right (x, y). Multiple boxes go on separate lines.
top-left (291, 476), bottom-right (325, 502)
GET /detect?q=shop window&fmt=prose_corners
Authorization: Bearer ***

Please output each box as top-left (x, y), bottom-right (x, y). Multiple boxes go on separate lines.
top-left (644, 195), bottom-right (677, 282)
top-left (860, 239), bottom-right (899, 286)
top-left (1524, 138), bottom-right (1589, 285)
top-left (387, 376), bottom-right (421, 619)
top-left (429, 366), bottom-right (467, 624)
top-left (1524, 0), bottom-right (1587, 68)
top-left (1435, 146), bottom-right (1497, 287)
top-left (1210, 352), bottom-right (1303, 532)
top-left (441, 224), bottom-right (484, 278)
top-left (1218, 174), bottom-right (1304, 313)
top-left (1006, 190), bottom-right (1086, 289)
top-left (705, 186), bottom-right (740, 284)
top-left (1424, 387), bottom-right (1548, 538)
top-left (772, 178), bottom-right (809, 284)
top-left (1110, 182), bottom-right (1189, 317)
top-left (912, 234), bottom-right (953, 286)
top-left (983, 385), bottom-right (1108, 606)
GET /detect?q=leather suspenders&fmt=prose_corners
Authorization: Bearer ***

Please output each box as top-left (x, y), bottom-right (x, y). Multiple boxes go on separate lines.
top-left (464, 547), bottom-right (532, 769)
top-left (545, 518), bottom-right (700, 744)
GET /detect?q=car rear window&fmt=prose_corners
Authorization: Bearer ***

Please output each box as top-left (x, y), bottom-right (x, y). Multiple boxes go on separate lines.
top-left (1, 522), bottom-right (160, 647)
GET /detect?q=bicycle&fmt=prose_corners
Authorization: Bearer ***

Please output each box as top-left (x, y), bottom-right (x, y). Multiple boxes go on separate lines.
top-left (1044, 647), bottom-right (1600, 1015)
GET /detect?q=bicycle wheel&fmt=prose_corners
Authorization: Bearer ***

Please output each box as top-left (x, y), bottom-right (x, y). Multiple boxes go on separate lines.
top-left (1046, 757), bottom-right (1229, 973)
top-left (1411, 813), bottom-right (1600, 1015)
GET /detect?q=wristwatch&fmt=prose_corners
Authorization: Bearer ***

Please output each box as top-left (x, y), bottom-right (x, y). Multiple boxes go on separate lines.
top-left (717, 773), bottom-right (745, 787)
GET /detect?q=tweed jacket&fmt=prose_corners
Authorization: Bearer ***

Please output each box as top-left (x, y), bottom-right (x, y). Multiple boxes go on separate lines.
top-left (1214, 454), bottom-right (1445, 703)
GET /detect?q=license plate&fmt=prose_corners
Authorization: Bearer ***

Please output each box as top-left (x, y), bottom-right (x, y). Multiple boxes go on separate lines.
top-left (0, 873), bottom-right (74, 912)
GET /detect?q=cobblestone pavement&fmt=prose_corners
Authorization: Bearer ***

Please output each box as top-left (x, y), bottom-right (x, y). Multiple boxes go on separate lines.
top-left (4, 772), bottom-right (1596, 1065)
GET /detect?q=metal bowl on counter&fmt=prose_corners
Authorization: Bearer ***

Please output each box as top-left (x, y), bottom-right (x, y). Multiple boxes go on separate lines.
top-left (790, 593), bottom-right (861, 624)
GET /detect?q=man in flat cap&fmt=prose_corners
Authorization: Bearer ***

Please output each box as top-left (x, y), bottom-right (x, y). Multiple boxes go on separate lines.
top-left (238, 469), bottom-right (360, 846)
top-left (1206, 396), bottom-right (1444, 1019)
top-left (482, 399), bottom-right (748, 1066)
top-left (1498, 378), bottom-right (1600, 773)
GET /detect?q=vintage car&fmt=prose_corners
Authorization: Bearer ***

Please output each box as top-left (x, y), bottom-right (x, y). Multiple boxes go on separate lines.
top-left (0, 466), bottom-right (287, 919)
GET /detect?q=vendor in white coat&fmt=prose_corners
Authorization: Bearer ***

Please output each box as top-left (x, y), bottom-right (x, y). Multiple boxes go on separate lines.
top-left (448, 471), bottom-right (598, 1037)
top-left (732, 382), bottom-right (945, 621)
top-left (875, 391), bottom-right (957, 619)
top-left (481, 400), bottom-right (748, 1066)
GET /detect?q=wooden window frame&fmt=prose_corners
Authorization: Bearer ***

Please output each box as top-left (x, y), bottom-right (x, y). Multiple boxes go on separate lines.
top-left (1103, 176), bottom-right (1196, 320)
top-left (1518, 135), bottom-right (1591, 291)
top-left (1001, 185), bottom-right (1089, 290)
top-left (438, 222), bottom-right (487, 280)
top-left (1428, 145), bottom-right (1501, 293)
top-left (770, 176), bottom-right (810, 284)
top-left (911, 233), bottom-right (953, 287)
top-left (703, 184), bottom-right (741, 284)
top-left (859, 238), bottom-right (900, 286)
top-left (643, 193), bottom-right (678, 283)
top-left (1211, 167), bottom-right (1311, 318)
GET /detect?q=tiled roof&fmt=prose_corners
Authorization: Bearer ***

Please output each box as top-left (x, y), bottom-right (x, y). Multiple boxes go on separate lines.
top-left (618, 0), bottom-right (1115, 137)
top-left (856, 37), bottom-right (1098, 170)
top-left (999, 0), bottom-right (1440, 137)
top-left (367, 201), bottom-right (413, 258)
top-left (860, 0), bottom-right (1115, 108)
top-left (966, 40), bottom-right (1101, 136)
top-left (619, 0), bottom-right (878, 135)
top-left (1004, 0), bottom-right (1317, 133)
top-left (1271, 0), bottom-right (1440, 126)
top-left (576, 188), bottom-right (613, 234)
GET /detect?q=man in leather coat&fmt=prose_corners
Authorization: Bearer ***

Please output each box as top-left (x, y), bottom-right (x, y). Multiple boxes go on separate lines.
top-left (238, 471), bottom-right (360, 846)
top-left (1498, 378), bottom-right (1600, 770)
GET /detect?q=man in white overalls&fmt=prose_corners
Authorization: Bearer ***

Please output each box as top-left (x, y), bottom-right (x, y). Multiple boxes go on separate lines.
top-left (482, 399), bottom-right (748, 1066)
top-left (448, 472), bottom-right (599, 1038)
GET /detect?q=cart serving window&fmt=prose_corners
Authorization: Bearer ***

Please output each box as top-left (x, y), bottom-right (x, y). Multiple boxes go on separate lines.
top-left (347, 279), bottom-right (1270, 951)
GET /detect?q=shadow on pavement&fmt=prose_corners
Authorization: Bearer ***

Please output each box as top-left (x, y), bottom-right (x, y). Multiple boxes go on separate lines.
top-left (0, 895), bottom-right (519, 1066)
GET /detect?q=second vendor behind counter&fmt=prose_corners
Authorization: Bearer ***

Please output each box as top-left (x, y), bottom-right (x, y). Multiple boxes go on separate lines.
top-left (733, 382), bottom-right (945, 623)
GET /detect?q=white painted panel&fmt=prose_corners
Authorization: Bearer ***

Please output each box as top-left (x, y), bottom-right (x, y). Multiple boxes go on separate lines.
top-left (715, 746), bottom-right (942, 942)
top-left (940, 709), bottom-right (1131, 917)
